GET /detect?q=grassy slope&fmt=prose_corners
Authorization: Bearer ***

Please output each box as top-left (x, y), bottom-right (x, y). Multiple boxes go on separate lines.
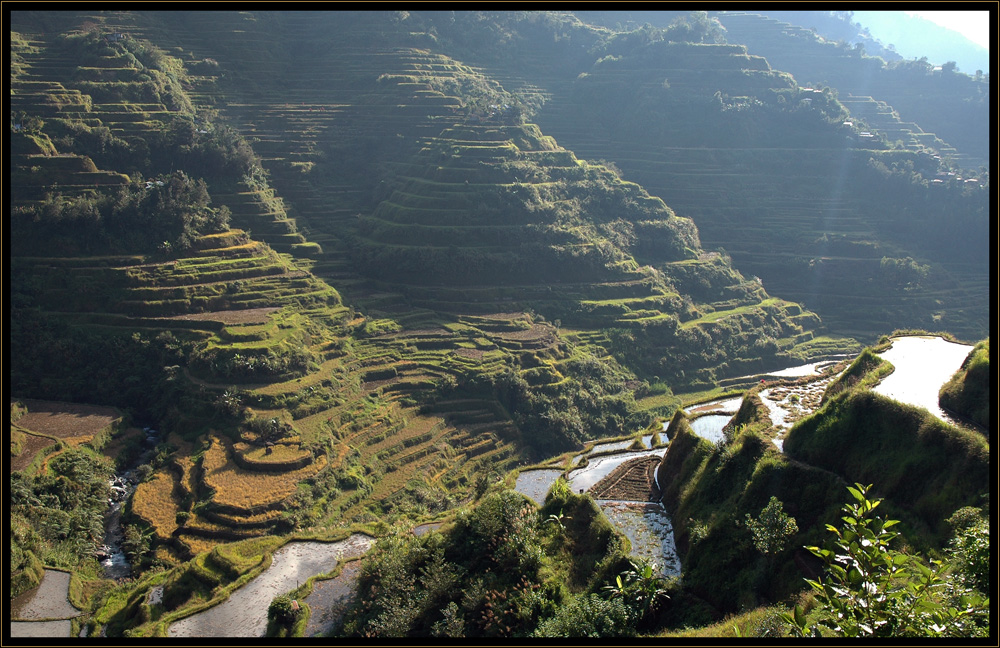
top-left (938, 339), bottom-right (990, 430)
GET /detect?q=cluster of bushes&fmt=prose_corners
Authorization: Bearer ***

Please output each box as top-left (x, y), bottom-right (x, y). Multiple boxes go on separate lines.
top-left (56, 31), bottom-right (192, 114)
top-left (448, 351), bottom-right (647, 459)
top-left (10, 449), bottom-right (114, 597)
top-left (336, 484), bottom-right (668, 638)
top-left (8, 314), bottom-right (196, 423)
top-left (189, 345), bottom-right (316, 383)
top-left (11, 171), bottom-right (230, 255)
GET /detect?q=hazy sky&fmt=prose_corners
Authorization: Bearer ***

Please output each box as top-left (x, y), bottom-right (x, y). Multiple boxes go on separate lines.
top-left (906, 10), bottom-right (991, 49)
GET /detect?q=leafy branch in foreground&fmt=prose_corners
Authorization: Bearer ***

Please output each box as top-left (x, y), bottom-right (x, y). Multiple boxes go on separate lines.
top-left (782, 483), bottom-right (989, 638)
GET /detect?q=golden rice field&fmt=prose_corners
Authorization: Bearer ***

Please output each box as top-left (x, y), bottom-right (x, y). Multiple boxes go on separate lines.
top-left (291, 407), bottom-right (337, 443)
top-left (202, 435), bottom-right (328, 512)
top-left (234, 442), bottom-right (312, 465)
top-left (361, 414), bottom-right (444, 457)
top-left (173, 455), bottom-right (198, 498)
top-left (133, 469), bottom-right (181, 541)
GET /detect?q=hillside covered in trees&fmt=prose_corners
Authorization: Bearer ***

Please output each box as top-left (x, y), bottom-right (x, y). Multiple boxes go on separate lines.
top-left (8, 9), bottom-right (990, 639)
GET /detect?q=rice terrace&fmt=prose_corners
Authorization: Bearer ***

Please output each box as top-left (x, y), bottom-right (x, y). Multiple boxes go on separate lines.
top-left (8, 9), bottom-right (990, 640)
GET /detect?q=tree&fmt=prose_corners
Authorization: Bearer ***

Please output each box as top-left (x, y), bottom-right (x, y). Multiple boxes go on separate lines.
top-left (782, 484), bottom-right (989, 638)
top-left (122, 524), bottom-right (152, 570)
top-left (602, 558), bottom-right (670, 624)
top-left (744, 496), bottom-right (798, 556)
top-left (268, 594), bottom-right (302, 629)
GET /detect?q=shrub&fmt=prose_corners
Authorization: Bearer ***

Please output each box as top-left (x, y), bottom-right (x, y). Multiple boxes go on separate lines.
top-left (948, 518), bottom-right (989, 593)
top-left (744, 496), bottom-right (798, 556)
top-left (782, 484), bottom-right (990, 638)
top-left (532, 593), bottom-right (635, 638)
top-left (268, 594), bottom-right (302, 628)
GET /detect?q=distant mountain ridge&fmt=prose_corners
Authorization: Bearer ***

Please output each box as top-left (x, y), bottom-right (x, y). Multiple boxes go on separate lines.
top-left (852, 10), bottom-right (990, 74)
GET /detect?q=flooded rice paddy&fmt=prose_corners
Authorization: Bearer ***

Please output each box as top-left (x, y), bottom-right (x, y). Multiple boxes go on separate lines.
top-left (760, 373), bottom-right (839, 451)
top-left (874, 336), bottom-right (973, 424)
top-left (10, 620), bottom-right (74, 638)
top-left (412, 522), bottom-right (444, 537)
top-left (168, 534), bottom-right (374, 638)
top-left (567, 448), bottom-right (665, 494)
top-left (302, 560), bottom-right (363, 638)
top-left (687, 414), bottom-right (732, 445)
top-left (9, 569), bottom-right (79, 639)
top-left (572, 434), bottom-right (656, 467)
top-left (514, 469), bottom-right (564, 506)
top-left (686, 396), bottom-right (743, 415)
top-left (10, 569), bottom-right (78, 620)
top-left (596, 500), bottom-right (681, 579)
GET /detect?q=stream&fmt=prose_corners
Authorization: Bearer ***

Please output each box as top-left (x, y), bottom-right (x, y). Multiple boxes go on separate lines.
top-left (99, 427), bottom-right (160, 580)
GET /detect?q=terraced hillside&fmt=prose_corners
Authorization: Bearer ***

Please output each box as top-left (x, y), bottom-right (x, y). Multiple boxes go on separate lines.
top-left (714, 11), bottom-right (990, 169)
top-left (148, 12), bottom-right (842, 385)
top-left (380, 11), bottom-right (987, 342)
top-left (14, 5), bottom-right (982, 580)
top-left (526, 37), bottom-right (988, 340)
top-left (8, 14), bottom-right (524, 567)
top-left (9, 10), bottom-right (991, 640)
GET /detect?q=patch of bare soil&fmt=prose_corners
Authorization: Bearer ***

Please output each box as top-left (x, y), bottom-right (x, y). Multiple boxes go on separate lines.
top-left (17, 399), bottom-right (121, 439)
top-left (589, 456), bottom-right (661, 502)
top-left (454, 347), bottom-right (485, 361)
top-left (494, 323), bottom-right (552, 341)
top-left (10, 432), bottom-right (57, 474)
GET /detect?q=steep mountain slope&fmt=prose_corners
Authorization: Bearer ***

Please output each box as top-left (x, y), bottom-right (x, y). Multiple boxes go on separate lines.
top-left (143, 10), bottom-right (839, 386)
top-left (713, 11), bottom-right (990, 169)
top-left (532, 42), bottom-right (988, 339)
top-left (9, 10), bottom-right (844, 565)
top-left (411, 11), bottom-right (987, 341)
top-left (8, 10), bottom-right (990, 639)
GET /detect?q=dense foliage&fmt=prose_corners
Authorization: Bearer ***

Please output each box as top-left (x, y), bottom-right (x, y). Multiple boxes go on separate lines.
top-left (783, 484), bottom-right (990, 638)
top-left (338, 485), bottom-right (650, 638)
top-left (12, 171), bottom-right (230, 255)
top-left (783, 389), bottom-right (988, 541)
top-left (10, 449), bottom-right (113, 597)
